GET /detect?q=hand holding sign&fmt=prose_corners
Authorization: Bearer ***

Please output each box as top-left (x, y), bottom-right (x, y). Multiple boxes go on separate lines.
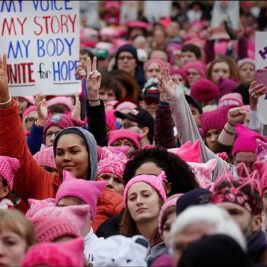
top-left (86, 57), bottom-right (101, 104)
top-left (0, 54), bottom-right (12, 109)
top-left (249, 80), bottom-right (267, 110)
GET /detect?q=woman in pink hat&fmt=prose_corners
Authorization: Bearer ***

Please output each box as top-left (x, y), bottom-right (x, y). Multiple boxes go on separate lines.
top-left (22, 105), bottom-right (38, 133)
top-left (120, 172), bottom-right (167, 249)
top-left (0, 156), bottom-right (20, 209)
top-left (183, 61), bottom-right (205, 87)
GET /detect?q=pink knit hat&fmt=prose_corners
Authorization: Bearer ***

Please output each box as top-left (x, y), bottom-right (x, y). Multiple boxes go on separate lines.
top-left (218, 93), bottom-right (244, 108)
top-left (170, 67), bottom-right (188, 82)
top-left (158, 194), bottom-right (183, 235)
top-left (97, 147), bottom-right (128, 179)
top-left (44, 113), bottom-right (85, 142)
top-left (55, 171), bottom-right (107, 219)
top-left (46, 96), bottom-right (73, 111)
top-left (33, 146), bottom-right (56, 169)
top-left (26, 198), bottom-right (56, 219)
top-left (31, 214), bottom-right (81, 243)
top-left (22, 238), bottom-right (85, 267)
top-left (144, 59), bottom-right (166, 72)
top-left (217, 78), bottom-right (238, 97)
top-left (168, 140), bottom-right (201, 163)
top-left (232, 124), bottom-right (267, 156)
top-left (105, 110), bottom-right (117, 131)
top-left (115, 101), bottom-right (138, 113)
top-left (123, 171), bottom-right (167, 208)
top-left (238, 58), bottom-right (255, 69)
top-left (187, 159), bottom-right (217, 190)
top-left (254, 161), bottom-right (267, 195)
top-left (22, 105), bottom-right (37, 121)
top-left (29, 205), bottom-right (91, 237)
top-left (200, 105), bottom-right (236, 137)
top-left (0, 156), bottom-right (20, 190)
top-left (183, 61), bottom-right (205, 77)
top-left (108, 129), bottom-right (142, 149)
top-left (190, 78), bottom-right (220, 102)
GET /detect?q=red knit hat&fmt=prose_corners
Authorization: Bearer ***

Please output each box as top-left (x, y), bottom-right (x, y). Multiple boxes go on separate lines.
top-left (232, 124), bottom-right (267, 157)
top-left (31, 214), bottom-right (81, 243)
top-left (190, 78), bottom-right (220, 102)
top-left (200, 105), bottom-right (236, 136)
top-left (22, 238), bottom-right (85, 267)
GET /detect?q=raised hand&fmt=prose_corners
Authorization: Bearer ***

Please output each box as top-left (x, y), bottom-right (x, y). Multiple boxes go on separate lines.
top-left (75, 63), bottom-right (87, 80)
top-left (249, 80), bottom-right (267, 110)
top-left (71, 94), bottom-right (81, 120)
top-left (159, 64), bottom-right (180, 100)
top-left (0, 54), bottom-right (11, 106)
top-left (35, 94), bottom-right (48, 126)
top-left (86, 56), bottom-right (101, 102)
top-left (227, 107), bottom-right (247, 126)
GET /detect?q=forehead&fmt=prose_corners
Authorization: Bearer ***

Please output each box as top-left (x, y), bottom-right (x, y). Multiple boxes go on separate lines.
top-left (46, 125), bottom-right (62, 132)
top-left (240, 63), bottom-right (255, 70)
top-left (56, 133), bottom-right (84, 147)
top-left (213, 62), bottom-right (229, 70)
top-left (119, 51), bottom-right (133, 57)
top-left (216, 202), bottom-right (247, 213)
top-left (147, 62), bottom-right (161, 70)
top-left (135, 161), bottom-right (162, 176)
top-left (128, 181), bottom-right (154, 195)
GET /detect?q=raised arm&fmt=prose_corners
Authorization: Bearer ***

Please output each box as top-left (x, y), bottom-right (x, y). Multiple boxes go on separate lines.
top-left (0, 55), bottom-right (58, 201)
top-left (84, 57), bottom-right (107, 147)
top-left (159, 64), bottom-right (233, 180)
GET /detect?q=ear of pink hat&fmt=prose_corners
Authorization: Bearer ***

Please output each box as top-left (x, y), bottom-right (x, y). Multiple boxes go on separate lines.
top-left (108, 129), bottom-right (142, 149)
top-left (105, 109), bottom-right (117, 131)
top-left (97, 147), bottom-right (128, 178)
top-left (232, 124), bottom-right (267, 156)
top-left (33, 146), bottom-right (56, 169)
top-left (123, 171), bottom-right (167, 208)
top-left (26, 198), bottom-right (56, 219)
top-left (168, 140), bottom-right (201, 163)
top-left (0, 156), bottom-right (20, 190)
top-left (55, 171), bottom-right (107, 219)
top-left (22, 238), bottom-right (85, 267)
top-left (187, 159), bottom-right (217, 190)
top-left (29, 204), bottom-right (91, 236)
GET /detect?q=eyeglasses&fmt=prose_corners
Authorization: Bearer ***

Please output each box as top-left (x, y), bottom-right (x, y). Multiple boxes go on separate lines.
top-left (118, 55), bottom-right (134, 61)
top-left (122, 122), bottom-right (140, 129)
top-left (26, 117), bottom-right (37, 123)
top-left (187, 71), bottom-right (199, 76)
top-left (46, 131), bottom-right (61, 138)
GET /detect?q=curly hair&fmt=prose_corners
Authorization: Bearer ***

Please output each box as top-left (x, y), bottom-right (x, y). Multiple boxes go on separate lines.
top-left (123, 147), bottom-right (199, 195)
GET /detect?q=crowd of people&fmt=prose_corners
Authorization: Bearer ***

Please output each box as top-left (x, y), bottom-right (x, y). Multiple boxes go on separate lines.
top-left (0, 1), bottom-right (267, 266)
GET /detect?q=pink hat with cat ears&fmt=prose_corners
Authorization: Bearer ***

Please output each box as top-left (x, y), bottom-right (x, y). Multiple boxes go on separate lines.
top-left (123, 171), bottom-right (167, 208)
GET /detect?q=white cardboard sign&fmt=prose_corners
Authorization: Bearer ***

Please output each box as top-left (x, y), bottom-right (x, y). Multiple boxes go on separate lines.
top-left (0, 0), bottom-right (81, 96)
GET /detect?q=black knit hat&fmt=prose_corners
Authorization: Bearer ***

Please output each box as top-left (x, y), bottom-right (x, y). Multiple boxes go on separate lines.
top-left (115, 44), bottom-right (139, 65)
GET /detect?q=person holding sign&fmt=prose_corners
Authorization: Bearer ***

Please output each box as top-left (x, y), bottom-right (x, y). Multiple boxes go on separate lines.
top-left (0, 55), bottom-right (103, 209)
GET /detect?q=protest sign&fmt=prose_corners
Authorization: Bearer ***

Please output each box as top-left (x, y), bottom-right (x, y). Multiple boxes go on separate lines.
top-left (120, 1), bottom-right (138, 25)
top-left (255, 31), bottom-right (267, 125)
top-left (211, 1), bottom-right (239, 40)
top-left (144, 1), bottom-right (172, 23)
top-left (0, 0), bottom-right (81, 96)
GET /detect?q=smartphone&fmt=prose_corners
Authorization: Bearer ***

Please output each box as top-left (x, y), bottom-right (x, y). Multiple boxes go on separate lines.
top-left (256, 69), bottom-right (267, 91)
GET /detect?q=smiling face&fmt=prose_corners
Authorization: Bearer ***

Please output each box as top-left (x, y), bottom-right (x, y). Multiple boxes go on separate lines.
top-left (55, 134), bottom-right (89, 179)
top-left (127, 182), bottom-right (162, 223)
top-left (0, 230), bottom-right (28, 267)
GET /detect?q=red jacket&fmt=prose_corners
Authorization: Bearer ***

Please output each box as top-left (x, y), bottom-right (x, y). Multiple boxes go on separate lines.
top-left (0, 101), bottom-right (61, 206)
top-left (92, 188), bottom-right (123, 232)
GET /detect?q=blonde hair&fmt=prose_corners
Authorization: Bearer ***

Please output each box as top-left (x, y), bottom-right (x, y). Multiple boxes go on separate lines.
top-left (0, 209), bottom-right (35, 248)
